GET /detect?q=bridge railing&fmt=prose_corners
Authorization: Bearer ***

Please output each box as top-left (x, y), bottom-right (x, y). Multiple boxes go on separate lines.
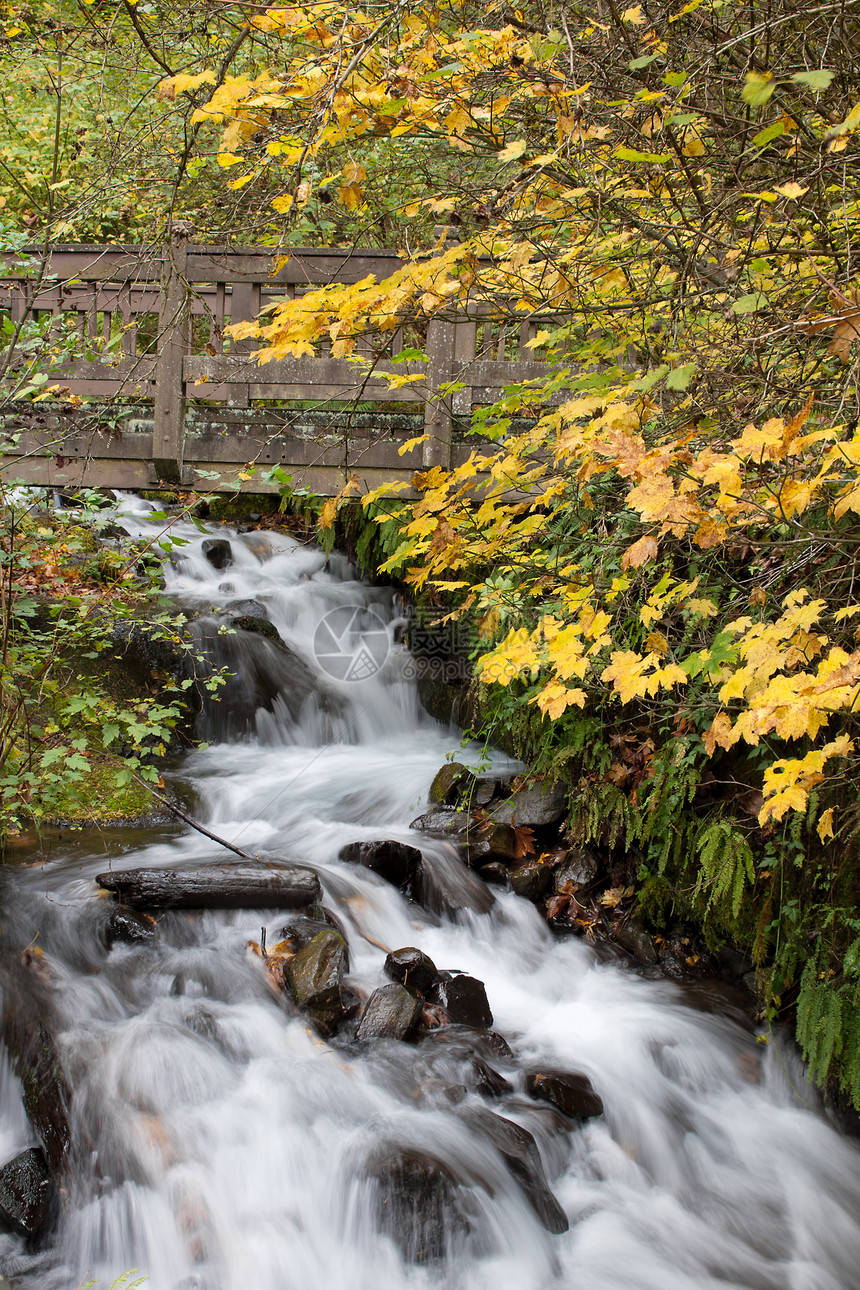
top-left (0, 236), bottom-right (558, 493)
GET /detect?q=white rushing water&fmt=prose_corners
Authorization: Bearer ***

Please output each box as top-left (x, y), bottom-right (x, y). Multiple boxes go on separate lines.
top-left (2, 496), bottom-right (860, 1290)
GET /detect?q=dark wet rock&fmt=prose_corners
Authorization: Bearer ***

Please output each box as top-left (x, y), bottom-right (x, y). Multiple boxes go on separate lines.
top-left (106, 905), bottom-right (158, 947)
top-left (428, 975), bottom-right (493, 1029)
top-left (366, 1147), bottom-right (468, 1263)
top-left (465, 823), bottom-right (519, 866)
top-left (231, 614), bottom-right (281, 642)
top-left (96, 862), bottom-right (321, 911)
top-left (479, 862), bottom-right (509, 887)
top-left (223, 597), bottom-right (268, 619)
top-left (2, 1013), bottom-right (71, 1176)
top-left (509, 861), bottom-right (551, 901)
top-left (283, 929), bottom-right (352, 1036)
top-left (411, 858), bottom-right (495, 918)
top-left (355, 984), bottom-right (422, 1043)
top-left (189, 618), bottom-right (319, 739)
top-left (429, 762), bottom-right (479, 806)
top-left (338, 839), bottom-right (422, 889)
top-left (384, 947), bottom-right (439, 996)
top-left (488, 779), bottom-right (567, 828)
top-left (410, 806), bottom-right (473, 837)
top-left (475, 779), bottom-right (498, 806)
top-left (717, 944), bottom-right (754, 979)
top-left (459, 1106), bottom-right (568, 1234)
top-left (524, 1068), bottom-right (603, 1120)
top-left (201, 538), bottom-right (232, 569)
top-left (471, 1055), bottom-right (513, 1097)
top-left (0, 1148), bottom-right (53, 1238)
top-left (278, 914), bottom-right (351, 971)
top-left (553, 848), bottom-right (601, 892)
top-left (615, 918), bottom-right (659, 965)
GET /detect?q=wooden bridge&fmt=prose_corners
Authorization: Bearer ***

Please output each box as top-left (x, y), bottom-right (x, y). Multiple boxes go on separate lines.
top-left (0, 233), bottom-right (556, 495)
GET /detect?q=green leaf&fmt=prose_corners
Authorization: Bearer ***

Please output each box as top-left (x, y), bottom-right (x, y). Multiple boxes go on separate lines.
top-left (742, 72), bottom-right (776, 106)
top-left (752, 121), bottom-right (785, 147)
top-left (732, 292), bottom-right (768, 314)
top-left (666, 363), bottom-right (697, 390)
top-left (664, 72), bottom-right (687, 86)
top-left (792, 69), bottom-right (835, 92)
top-left (629, 54), bottom-right (661, 70)
top-left (102, 722), bottom-right (120, 746)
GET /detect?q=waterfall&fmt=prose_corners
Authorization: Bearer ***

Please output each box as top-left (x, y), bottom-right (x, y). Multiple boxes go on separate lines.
top-left (1, 495), bottom-right (859, 1290)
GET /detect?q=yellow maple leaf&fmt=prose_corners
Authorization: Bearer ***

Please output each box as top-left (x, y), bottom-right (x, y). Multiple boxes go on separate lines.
top-left (621, 534), bottom-right (658, 571)
top-left (535, 682), bottom-right (588, 719)
top-left (816, 807), bottom-right (836, 842)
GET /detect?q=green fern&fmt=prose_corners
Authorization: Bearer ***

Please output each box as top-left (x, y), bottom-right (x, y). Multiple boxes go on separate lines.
top-left (693, 819), bottom-right (755, 918)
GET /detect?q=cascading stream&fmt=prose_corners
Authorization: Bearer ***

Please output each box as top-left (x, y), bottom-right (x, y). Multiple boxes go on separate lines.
top-left (1, 495), bottom-right (860, 1290)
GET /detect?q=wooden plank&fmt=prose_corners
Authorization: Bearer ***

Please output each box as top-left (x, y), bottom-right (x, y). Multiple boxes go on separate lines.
top-left (152, 235), bottom-right (189, 482)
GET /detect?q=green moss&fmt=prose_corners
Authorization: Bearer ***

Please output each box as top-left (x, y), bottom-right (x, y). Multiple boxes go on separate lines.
top-left (44, 753), bottom-right (154, 825)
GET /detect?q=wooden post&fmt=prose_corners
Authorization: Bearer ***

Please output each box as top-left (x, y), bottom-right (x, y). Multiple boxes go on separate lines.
top-left (152, 228), bottom-right (190, 483)
top-left (423, 313), bottom-right (456, 469)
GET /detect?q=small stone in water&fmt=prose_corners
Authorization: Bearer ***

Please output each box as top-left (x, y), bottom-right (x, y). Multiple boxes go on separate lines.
top-left (106, 905), bottom-right (157, 947)
top-left (524, 1068), bottom-right (604, 1120)
top-left (202, 538), bottom-right (232, 569)
top-left (337, 839), bottom-right (422, 889)
top-left (355, 984), bottom-right (422, 1042)
top-left (428, 974), bottom-right (493, 1029)
top-left (510, 861), bottom-right (551, 901)
top-left (0, 1148), bottom-right (52, 1238)
top-left (384, 947), bottom-right (439, 996)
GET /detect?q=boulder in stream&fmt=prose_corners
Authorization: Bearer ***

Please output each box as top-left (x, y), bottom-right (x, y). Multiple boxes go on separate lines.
top-left (524, 1068), bottom-right (604, 1120)
top-left (105, 905), bottom-right (158, 947)
top-left (337, 839), bottom-right (422, 889)
top-left (553, 848), bottom-right (601, 892)
top-left (0, 1148), bottom-right (53, 1238)
top-left (509, 860), bottom-right (551, 902)
top-left (459, 1106), bottom-right (569, 1235)
top-left (429, 763), bottom-right (479, 807)
top-left (428, 974), bottom-right (493, 1029)
top-left (283, 929), bottom-right (353, 1036)
top-left (366, 1147), bottom-right (468, 1263)
top-left (355, 984), bottom-right (422, 1043)
top-left (384, 947), bottom-right (440, 997)
top-left (488, 779), bottom-right (567, 828)
top-left (231, 614), bottom-right (282, 642)
top-left (96, 862), bottom-right (322, 911)
top-left (202, 538), bottom-right (232, 569)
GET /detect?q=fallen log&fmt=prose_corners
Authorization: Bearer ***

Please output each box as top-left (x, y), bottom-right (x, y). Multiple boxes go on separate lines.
top-left (96, 862), bottom-right (322, 911)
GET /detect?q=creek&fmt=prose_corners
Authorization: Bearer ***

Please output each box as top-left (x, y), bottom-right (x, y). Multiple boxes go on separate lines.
top-left (1, 495), bottom-right (860, 1290)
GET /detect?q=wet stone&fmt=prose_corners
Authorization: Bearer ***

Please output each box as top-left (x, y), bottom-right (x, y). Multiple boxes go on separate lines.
top-left (355, 984), bottom-right (422, 1043)
top-left (278, 915), bottom-right (351, 972)
top-left (525, 1068), bottom-right (604, 1120)
top-left (106, 905), bottom-right (157, 947)
top-left (465, 823), bottom-right (519, 866)
top-left (615, 918), bottom-right (659, 965)
top-left (231, 614), bottom-right (281, 642)
top-left (384, 947), bottom-right (439, 996)
top-left (470, 1055), bottom-right (513, 1098)
top-left (429, 762), bottom-right (479, 806)
top-left (509, 861), bottom-right (551, 901)
top-left (338, 839), bottom-right (422, 889)
top-left (489, 779), bottom-right (567, 828)
top-left (366, 1148), bottom-right (468, 1264)
top-left (0, 1147), bottom-right (52, 1238)
top-left (460, 1106), bottom-right (568, 1235)
top-left (479, 862), bottom-right (509, 887)
top-left (409, 807), bottom-right (473, 837)
top-left (428, 974), bottom-right (493, 1029)
top-left (554, 848), bottom-right (601, 892)
top-left (283, 930), bottom-right (351, 1035)
top-left (201, 538), bottom-right (232, 569)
